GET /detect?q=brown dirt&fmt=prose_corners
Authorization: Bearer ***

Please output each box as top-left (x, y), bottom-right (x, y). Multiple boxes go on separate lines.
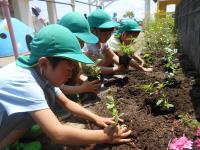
top-left (38, 51), bottom-right (200, 150)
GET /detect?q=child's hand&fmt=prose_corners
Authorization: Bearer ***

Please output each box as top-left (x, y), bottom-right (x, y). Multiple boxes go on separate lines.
top-left (104, 125), bottom-right (132, 144)
top-left (81, 80), bottom-right (101, 93)
top-left (143, 67), bottom-right (153, 72)
top-left (114, 65), bottom-right (127, 73)
top-left (95, 116), bottom-right (115, 127)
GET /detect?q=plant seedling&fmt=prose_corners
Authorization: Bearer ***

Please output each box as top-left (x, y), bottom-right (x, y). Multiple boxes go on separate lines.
top-left (88, 64), bottom-right (101, 80)
top-left (119, 41), bottom-right (135, 57)
top-left (178, 113), bottom-right (200, 129)
top-left (142, 81), bottom-right (165, 95)
top-left (106, 96), bottom-right (124, 126)
top-left (143, 51), bottom-right (154, 67)
top-left (156, 93), bottom-right (174, 110)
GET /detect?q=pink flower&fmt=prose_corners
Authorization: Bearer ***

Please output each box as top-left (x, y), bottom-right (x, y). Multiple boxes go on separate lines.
top-left (196, 128), bottom-right (200, 136)
top-left (169, 134), bottom-right (193, 150)
top-left (195, 138), bottom-right (200, 150)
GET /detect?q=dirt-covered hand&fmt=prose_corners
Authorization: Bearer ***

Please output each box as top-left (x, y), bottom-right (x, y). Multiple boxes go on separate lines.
top-left (104, 125), bottom-right (132, 144)
top-left (81, 80), bottom-right (101, 93)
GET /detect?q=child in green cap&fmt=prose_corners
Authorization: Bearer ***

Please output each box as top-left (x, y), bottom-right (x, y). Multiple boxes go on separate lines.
top-left (59, 12), bottom-right (101, 95)
top-left (0, 24), bottom-right (131, 149)
top-left (107, 18), bottom-right (152, 71)
top-left (84, 9), bottom-right (152, 73)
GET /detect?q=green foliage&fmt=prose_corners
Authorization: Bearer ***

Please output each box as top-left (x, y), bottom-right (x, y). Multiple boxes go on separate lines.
top-left (164, 62), bottom-right (179, 73)
top-left (165, 73), bottom-right (176, 87)
top-left (178, 114), bottom-right (200, 129)
top-left (162, 48), bottom-right (180, 74)
top-left (123, 11), bottom-right (135, 19)
top-left (106, 96), bottom-right (124, 126)
top-left (119, 41), bottom-right (135, 56)
top-left (143, 50), bottom-right (154, 67)
top-left (88, 64), bottom-right (101, 79)
top-left (156, 93), bottom-right (174, 110)
top-left (144, 15), bottom-right (176, 52)
top-left (142, 81), bottom-right (165, 95)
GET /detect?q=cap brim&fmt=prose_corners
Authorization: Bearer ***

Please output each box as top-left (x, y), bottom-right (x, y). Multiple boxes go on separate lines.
top-left (129, 28), bottom-right (142, 32)
top-left (16, 53), bottom-right (94, 68)
top-left (55, 53), bottom-right (94, 64)
top-left (75, 32), bottom-right (99, 44)
top-left (98, 21), bottom-right (119, 28)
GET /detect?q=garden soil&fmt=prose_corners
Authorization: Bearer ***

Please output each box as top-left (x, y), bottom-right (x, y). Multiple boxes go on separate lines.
top-left (37, 51), bottom-right (200, 150)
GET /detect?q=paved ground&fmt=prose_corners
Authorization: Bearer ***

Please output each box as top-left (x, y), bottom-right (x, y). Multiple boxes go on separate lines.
top-left (0, 52), bottom-right (29, 68)
top-left (0, 55), bottom-right (15, 68)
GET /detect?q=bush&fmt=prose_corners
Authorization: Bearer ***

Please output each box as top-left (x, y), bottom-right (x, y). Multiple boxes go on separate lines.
top-left (143, 15), bottom-right (176, 52)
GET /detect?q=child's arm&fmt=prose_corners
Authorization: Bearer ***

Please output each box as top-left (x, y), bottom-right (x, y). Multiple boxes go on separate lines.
top-left (60, 80), bottom-right (101, 94)
top-left (99, 65), bottom-right (126, 75)
top-left (132, 53), bottom-right (145, 66)
top-left (31, 108), bottom-right (131, 145)
top-left (56, 92), bottom-right (109, 125)
top-left (129, 59), bottom-right (152, 72)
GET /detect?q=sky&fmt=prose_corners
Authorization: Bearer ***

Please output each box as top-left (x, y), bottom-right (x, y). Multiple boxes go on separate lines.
top-left (30, 0), bottom-right (175, 21)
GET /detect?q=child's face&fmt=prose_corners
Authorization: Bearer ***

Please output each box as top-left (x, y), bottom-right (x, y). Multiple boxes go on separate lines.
top-left (92, 28), bottom-right (114, 43)
top-left (44, 59), bottom-right (76, 86)
top-left (78, 38), bottom-right (85, 48)
top-left (121, 31), bottom-right (140, 45)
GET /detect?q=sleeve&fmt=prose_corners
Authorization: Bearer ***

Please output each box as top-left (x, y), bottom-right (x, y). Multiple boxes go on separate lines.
top-left (54, 87), bottom-right (62, 96)
top-left (0, 81), bottom-right (49, 116)
top-left (107, 35), bottom-right (121, 52)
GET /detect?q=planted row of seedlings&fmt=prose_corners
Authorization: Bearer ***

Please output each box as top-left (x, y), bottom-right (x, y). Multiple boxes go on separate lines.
top-left (142, 47), bottom-right (180, 115)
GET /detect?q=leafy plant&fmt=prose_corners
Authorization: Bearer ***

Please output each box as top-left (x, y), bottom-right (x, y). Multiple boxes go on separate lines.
top-left (164, 62), bottom-right (179, 73)
top-left (119, 41), bottom-right (136, 56)
top-left (88, 64), bottom-right (101, 79)
top-left (142, 83), bottom-right (155, 94)
top-left (162, 48), bottom-right (180, 74)
top-left (142, 81), bottom-right (165, 95)
top-left (164, 72), bottom-right (177, 87)
top-left (156, 93), bottom-right (174, 110)
top-left (106, 96), bottom-right (124, 126)
top-left (178, 114), bottom-right (200, 129)
top-left (143, 15), bottom-right (176, 52)
top-left (143, 50), bottom-right (154, 67)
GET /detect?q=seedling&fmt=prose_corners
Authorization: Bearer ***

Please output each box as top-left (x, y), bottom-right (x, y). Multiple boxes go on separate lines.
top-left (164, 72), bottom-right (178, 87)
top-left (88, 64), bottom-right (101, 80)
top-left (156, 93), bottom-right (174, 110)
top-left (142, 81), bottom-right (165, 95)
top-left (143, 51), bottom-right (154, 67)
top-left (106, 96), bottom-right (124, 126)
top-left (164, 62), bottom-right (179, 74)
top-left (142, 83), bottom-right (155, 95)
top-left (178, 113), bottom-right (200, 129)
top-left (119, 41), bottom-right (135, 57)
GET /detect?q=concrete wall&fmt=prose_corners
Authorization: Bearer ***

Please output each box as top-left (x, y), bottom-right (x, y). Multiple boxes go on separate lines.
top-left (176, 0), bottom-right (200, 73)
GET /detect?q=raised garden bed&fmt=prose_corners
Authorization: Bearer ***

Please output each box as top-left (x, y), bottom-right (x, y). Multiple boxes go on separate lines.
top-left (36, 50), bottom-right (200, 150)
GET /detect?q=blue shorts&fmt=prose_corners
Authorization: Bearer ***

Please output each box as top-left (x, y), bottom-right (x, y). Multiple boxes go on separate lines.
top-left (0, 112), bottom-right (35, 142)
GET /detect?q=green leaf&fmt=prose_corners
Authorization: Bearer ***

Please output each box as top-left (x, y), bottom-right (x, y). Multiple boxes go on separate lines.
top-left (166, 104), bottom-right (174, 108)
top-left (156, 99), bottom-right (163, 106)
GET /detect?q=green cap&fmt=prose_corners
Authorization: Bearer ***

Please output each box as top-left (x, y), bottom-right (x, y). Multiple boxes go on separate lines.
top-left (88, 9), bottom-right (119, 29)
top-left (116, 19), bottom-right (142, 35)
top-left (59, 12), bottom-right (98, 44)
top-left (16, 24), bottom-right (94, 68)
